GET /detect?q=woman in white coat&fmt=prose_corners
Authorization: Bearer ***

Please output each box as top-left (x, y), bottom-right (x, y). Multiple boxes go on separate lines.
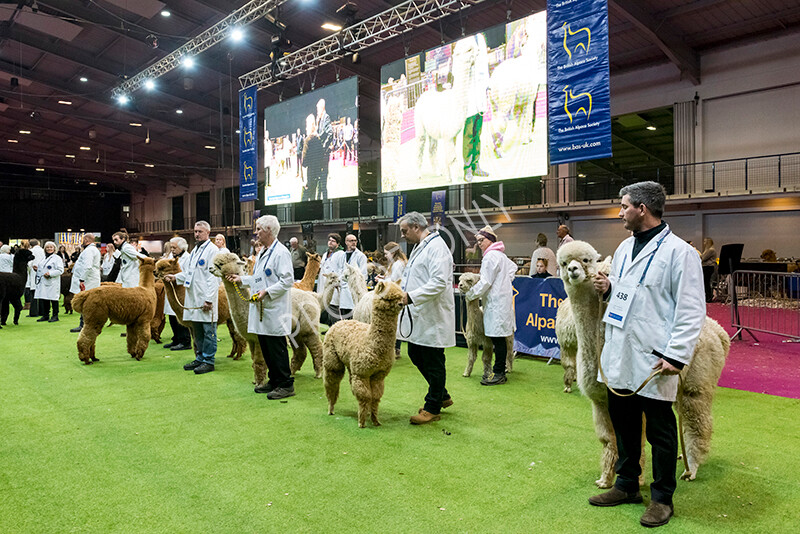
top-left (378, 241), bottom-right (407, 358)
top-left (111, 231), bottom-right (148, 288)
top-left (0, 244), bottom-right (13, 273)
top-left (465, 226), bottom-right (518, 385)
top-left (101, 243), bottom-right (116, 280)
top-left (33, 241), bottom-right (64, 322)
top-left (162, 237), bottom-right (192, 351)
top-left (227, 215), bottom-right (296, 400)
top-left (68, 233), bottom-right (101, 332)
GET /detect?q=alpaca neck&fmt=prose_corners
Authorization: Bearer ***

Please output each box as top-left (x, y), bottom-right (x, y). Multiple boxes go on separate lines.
top-left (564, 283), bottom-right (604, 361)
top-left (139, 270), bottom-right (155, 288)
top-left (367, 309), bottom-right (400, 347)
top-left (13, 257), bottom-right (28, 277)
top-left (300, 261), bottom-right (320, 285)
top-left (221, 277), bottom-right (250, 329)
top-left (164, 280), bottom-right (184, 310)
top-left (466, 298), bottom-right (482, 316)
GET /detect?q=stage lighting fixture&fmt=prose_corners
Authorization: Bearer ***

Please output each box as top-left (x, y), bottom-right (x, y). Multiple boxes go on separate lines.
top-left (351, 51), bottom-right (361, 64)
top-left (646, 124), bottom-right (657, 131)
top-left (79, 76), bottom-right (88, 82)
top-left (161, 10), bottom-right (170, 17)
top-left (231, 28), bottom-right (244, 42)
top-left (117, 95), bottom-right (129, 105)
top-left (146, 34), bottom-right (159, 49)
top-left (182, 56), bottom-right (195, 68)
top-left (144, 79), bottom-right (155, 90)
top-left (322, 23), bottom-right (342, 31)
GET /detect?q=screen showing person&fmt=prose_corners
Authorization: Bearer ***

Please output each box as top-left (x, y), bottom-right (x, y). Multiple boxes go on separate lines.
top-left (263, 77), bottom-right (359, 205)
top-left (379, 11), bottom-right (547, 193)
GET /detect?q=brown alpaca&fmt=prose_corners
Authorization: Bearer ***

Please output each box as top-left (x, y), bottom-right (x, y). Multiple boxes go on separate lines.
top-left (72, 257), bottom-right (157, 364)
top-left (323, 281), bottom-right (404, 428)
top-left (153, 258), bottom-right (247, 360)
top-left (150, 280), bottom-right (167, 343)
top-left (293, 252), bottom-right (321, 291)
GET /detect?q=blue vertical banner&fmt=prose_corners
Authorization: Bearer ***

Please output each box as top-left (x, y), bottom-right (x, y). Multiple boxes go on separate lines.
top-left (431, 190), bottom-right (447, 228)
top-left (547, 0), bottom-right (612, 164)
top-left (512, 276), bottom-right (568, 359)
top-left (239, 85), bottom-right (258, 202)
top-left (393, 193), bottom-right (407, 222)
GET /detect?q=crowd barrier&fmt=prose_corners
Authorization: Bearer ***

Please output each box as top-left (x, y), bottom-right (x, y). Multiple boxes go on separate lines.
top-left (731, 270), bottom-right (800, 341)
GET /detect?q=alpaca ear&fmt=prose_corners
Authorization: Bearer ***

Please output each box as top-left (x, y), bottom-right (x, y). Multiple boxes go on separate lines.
top-left (375, 281), bottom-right (385, 293)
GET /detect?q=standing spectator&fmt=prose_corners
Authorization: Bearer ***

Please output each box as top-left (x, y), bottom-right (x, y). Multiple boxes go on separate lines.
top-left (316, 98), bottom-right (333, 201)
top-left (557, 225), bottom-right (574, 250)
top-left (0, 244), bottom-right (13, 273)
top-left (330, 234), bottom-right (367, 322)
top-left (302, 114), bottom-right (325, 201)
top-left (69, 247), bottom-right (81, 265)
top-left (163, 237), bottom-right (192, 352)
top-left (214, 234), bottom-right (230, 254)
top-left (227, 215), bottom-right (295, 399)
top-left (33, 241), bottom-right (63, 322)
top-left (589, 181), bottom-right (705, 528)
top-left (701, 238), bottom-right (717, 303)
top-left (111, 231), bottom-right (148, 288)
top-left (397, 212), bottom-right (455, 425)
top-left (26, 239), bottom-right (45, 317)
top-left (101, 243), bottom-right (116, 281)
top-left (317, 233), bottom-right (344, 325)
top-left (465, 226), bottom-right (518, 385)
top-left (164, 221), bottom-right (219, 375)
top-left (289, 237), bottom-right (307, 281)
top-left (531, 232), bottom-right (557, 276)
top-left (68, 233), bottom-right (101, 333)
top-left (56, 245), bottom-right (70, 267)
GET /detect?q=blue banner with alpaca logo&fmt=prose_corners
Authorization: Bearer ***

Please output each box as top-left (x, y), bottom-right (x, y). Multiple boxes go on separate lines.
top-left (239, 85), bottom-right (258, 202)
top-left (547, 0), bottom-right (612, 164)
top-left (512, 276), bottom-right (568, 359)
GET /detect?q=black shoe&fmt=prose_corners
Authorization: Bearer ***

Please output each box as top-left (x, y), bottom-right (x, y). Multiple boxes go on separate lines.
top-left (640, 501), bottom-right (674, 527)
top-left (481, 373), bottom-right (507, 386)
top-left (120, 333), bottom-right (126, 337)
top-left (183, 360), bottom-right (203, 371)
top-left (589, 487), bottom-right (644, 507)
top-left (70, 326), bottom-right (82, 333)
top-left (267, 386), bottom-right (295, 400)
top-left (194, 363), bottom-right (215, 375)
top-left (254, 383), bottom-right (274, 394)
top-left (171, 343), bottom-right (191, 351)
top-left (48, 316), bottom-right (59, 322)
top-left (163, 342), bottom-right (175, 349)
top-left (37, 316), bottom-right (50, 322)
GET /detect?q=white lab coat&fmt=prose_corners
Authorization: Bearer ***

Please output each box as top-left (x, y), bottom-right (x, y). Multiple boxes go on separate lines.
top-left (101, 252), bottom-right (115, 277)
top-left (397, 232), bottom-right (455, 348)
top-left (330, 248), bottom-right (368, 310)
top-left (241, 240), bottom-right (293, 336)
top-left (316, 249), bottom-right (342, 296)
top-left (0, 253), bottom-right (13, 273)
top-left (174, 240), bottom-right (219, 323)
top-left (466, 245), bottom-right (517, 337)
top-left (115, 242), bottom-right (148, 288)
top-left (164, 252), bottom-right (190, 317)
top-left (27, 245), bottom-right (45, 289)
top-left (531, 246), bottom-right (557, 276)
top-left (70, 244), bottom-right (101, 294)
top-left (600, 225), bottom-right (706, 401)
top-left (387, 259), bottom-right (406, 283)
top-left (463, 33), bottom-right (490, 117)
top-left (34, 254), bottom-right (64, 301)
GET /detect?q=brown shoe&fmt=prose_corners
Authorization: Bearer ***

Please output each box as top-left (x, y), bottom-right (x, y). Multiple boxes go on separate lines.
top-left (640, 501), bottom-right (674, 527)
top-left (410, 410), bottom-right (441, 425)
top-left (588, 487), bottom-right (643, 507)
top-left (441, 398), bottom-right (454, 409)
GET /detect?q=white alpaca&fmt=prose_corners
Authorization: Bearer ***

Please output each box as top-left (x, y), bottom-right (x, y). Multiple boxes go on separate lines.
top-left (317, 271), bottom-right (340, 312)
top-left (555, 298), bottom-right (577, 393)
top-left (557, 241), bottom-right (730, 487)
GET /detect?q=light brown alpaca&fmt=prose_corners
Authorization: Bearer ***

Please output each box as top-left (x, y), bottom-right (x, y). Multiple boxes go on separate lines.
top-left (150, 280), bottom-right (167, 343)
top-left (72, 257), bottom-right (157, 364)
top-left (153, 258), bottom-right (247, 360)
top-left (323, 281), bottom-right (404, 428)
top-left (293, 252), bottom-right (321, 291)
top-left (558, 241), bottom-right (730, 487)
top-left (317, 271), bottom-right (340, 311)
top-left (343, 263), bottom-right (368, 306)
top-left (457, 272), bottom-right (514, 378)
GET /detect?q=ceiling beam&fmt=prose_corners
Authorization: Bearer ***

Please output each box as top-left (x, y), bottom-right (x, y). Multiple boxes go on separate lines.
top-left (609, 0), bottom-right (700, 85)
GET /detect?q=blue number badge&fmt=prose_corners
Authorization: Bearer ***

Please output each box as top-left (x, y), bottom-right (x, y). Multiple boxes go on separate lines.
top-left (264, 268), bottom-right (272, 277)
top-left (198, 259), bottom-right (205, 266)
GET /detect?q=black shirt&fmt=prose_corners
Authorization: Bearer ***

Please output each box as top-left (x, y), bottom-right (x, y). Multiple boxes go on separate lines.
top-left (631, 221), bottom-right (666, 261)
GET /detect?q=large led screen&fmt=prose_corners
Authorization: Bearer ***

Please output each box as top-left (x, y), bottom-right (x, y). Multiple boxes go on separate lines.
top-left (380, 11), bottom-right (548, 193)
top-left (264, 77), bottom-right (359, 205)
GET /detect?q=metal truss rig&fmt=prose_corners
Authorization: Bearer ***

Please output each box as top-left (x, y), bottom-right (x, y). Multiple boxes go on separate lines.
top-left (111, 0), bottom-right (290, 99)
top-left (239, 0), bottom-right (489, 90)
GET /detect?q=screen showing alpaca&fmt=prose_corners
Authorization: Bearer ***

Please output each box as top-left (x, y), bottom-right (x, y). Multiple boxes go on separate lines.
top-left (380, 11), bottom-right (548, 192)
top-left (263, 77), bottom-right (359, 205)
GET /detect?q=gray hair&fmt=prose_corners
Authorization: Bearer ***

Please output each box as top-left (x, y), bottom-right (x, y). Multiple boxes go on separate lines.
top-left (256, 214), bottom-right (280, 238)
top-left (30, 239), bottom-right (39, 246)
top-left (43, 241), bottom-right (56, 251)
top-left (619, 181), bottom-right (666, 218)
top-left (398, 211), bottom-right (428, 229)
top-left (0, 244), bottom-right (10, 254)
top-left (289, 237), bottom-right (298, 244)
top-left (195, 220), bottom-right (211, 232)
top-left (170, 236), bottom-right (188, 252)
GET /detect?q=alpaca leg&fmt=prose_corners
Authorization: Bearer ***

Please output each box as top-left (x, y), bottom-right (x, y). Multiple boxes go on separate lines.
top-left (77, 324), bottom-right (102, 364)
top-left (1, 296), bottom-right (9, 325)
top-left (481, 339), bottom-right (494, 378)
top-left (505, 336), bottom-right (515, 373)
top-left (592, 400), bottom-right (618, 488)
top-left (463, 342), bottom-right (478, 377)
top-left (251, 342), bottom-right (267, 386)
top-left (561, 346), bottom-right (577, 393)
top-left (350, 375), bottom-right (372, 429)
top-left (323, 360), bottom-right (345, 415)
top-left (304, 332), bottom-right (324, 379)
top-left (290, 341), bottom-right (307, 376)
top-left (232, 327), bottom-right (248, 361)
top-left (132, 319), bottom-right (151, 360)
top-left (126, 324), bottom-right (137, 357)
top-left (369, 375), bottom-right (386, 427)
top-left (12, 296), bottom-right (22, 325)
top-left (676, 392), bottom-right (714, 481)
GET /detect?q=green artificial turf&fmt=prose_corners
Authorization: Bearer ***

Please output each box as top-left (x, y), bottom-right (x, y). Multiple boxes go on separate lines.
top-left (2, 310), bottom-right (799, 533)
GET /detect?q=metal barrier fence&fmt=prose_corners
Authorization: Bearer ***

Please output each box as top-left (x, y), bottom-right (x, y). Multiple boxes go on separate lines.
top-left (730, 270), bottom-right (800, 341)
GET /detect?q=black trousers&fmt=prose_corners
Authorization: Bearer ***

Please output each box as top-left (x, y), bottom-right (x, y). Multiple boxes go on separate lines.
top-left (257, 334), bottom-right (293, 389)
top-left (28, 289), bottom-right (40, 316)
top-left (168, 314), bottom-right (191, 345)
top-left (607, 388), bottom-right (678, 505)
top-left (407, 342), bottom-right (450, 415)
top-left (37, 299), bottom-right (58, 318)
top-left (489, 336), bottom-right (507, 375)
top-left (702, 266), bottom-right (715, 302)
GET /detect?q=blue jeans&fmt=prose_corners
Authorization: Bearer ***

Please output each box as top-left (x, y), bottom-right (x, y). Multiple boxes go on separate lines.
top-left (192, 322), bottom-right (217, 365)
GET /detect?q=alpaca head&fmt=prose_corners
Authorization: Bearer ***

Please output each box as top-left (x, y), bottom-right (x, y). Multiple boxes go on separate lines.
top-left (13, 248), bottom-right (34, 270)
top-left (343, 264), bottom-right (364, 285)
top-left (373, 280), bottom-right (404, 314)
top-left (306, 252), bottom-right (321, 267)
top-left (557, 241), bottom-right (603, 287)
top-left (323, 271), bottom-right (341, 289)
top-left (210, 252), bottom-right (245, 278)
top-left (458, 272), bottom-right (481, 293)
top-left (139, 257), bottom-right (155, 272)
top-left (154, 258), bottom-right (181, 279)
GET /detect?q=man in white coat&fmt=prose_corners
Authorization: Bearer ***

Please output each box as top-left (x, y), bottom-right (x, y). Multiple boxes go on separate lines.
top-left (227, 215), bottom-right (295, 399)
top-left (465, 226), bottom-right (517, 385)
top-left (317, 233), bottom-right (343, 325)
top-left (26, 239), bottom-right (45, 317)
top-left (589, 181), bottom-right (705, 528)
top-left (68, 233), bottom-right (101, 333)
top-left (164, 221), bottom-right (219, 375)
top-left (397, 212), bottom-right (455, 425)
top-left (329, 233), bottom-right (367, 322)
top-left (163, 237), bottom-right (192, 352)
top-left (111, 231), bottom-right (148, 288)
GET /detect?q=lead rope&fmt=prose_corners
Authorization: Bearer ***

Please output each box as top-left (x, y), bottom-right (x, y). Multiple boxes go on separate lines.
top-left (398, 305), bottom-right (413, 338)
top-left (594, 285), bottom-right (689, 475)
top-left (166, 279), bottom-right (205, 310)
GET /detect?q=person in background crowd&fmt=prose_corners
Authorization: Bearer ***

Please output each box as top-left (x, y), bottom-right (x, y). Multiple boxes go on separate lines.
top-left (700, 238), bottom-right (717, 303)
top-left (317, 233), bottom-right (343, 325)
top-left (214, 234), bottom-right (230, 254)
top-left (590, 181), bottom-right (705, 528)
top-left (557, 225), bottom-right (574, 250)
top-left (378, 241), bottom-right (408, 358)
top-left (227, 215), bottom-right (295, 399)
top-left (110, 231), bottom-right (148, 288)
top-left (26, 239), bottom-right (45, 317)
top-left (532, 258), bottom-right (550, 278)
top-left (33, 241), bottom-right (63, 322)
top-left (164, 221), bottom-right (219, 375)
top-left (0, 244), bottom-right (13, 273)
top-left (56, 244), bottom-right (70, 267)
top-left (330, 234), bottom-right (367, 322)
top-left (163, 237), bottom-right (192, 352)
top-left (69, 246), bottom-right (80, 265)
top-left (465, 226), bottom-right (517, 385)
top-left (397, 212), bottom-right (455, 425)
top-left (531, 233), bottom-right (557, 276)
top-left (161, 241), bottom-right (172, 258)
top-left (289, 237), bottom-right (307, 281)
top-left (101, 243), bottom-right (116, 281)
top-left (68, 233), bottom-right (101, 333)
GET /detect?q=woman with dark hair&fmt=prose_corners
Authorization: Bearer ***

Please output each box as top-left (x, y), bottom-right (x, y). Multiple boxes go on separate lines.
top-left (57, 244), bottom-right (70, 267)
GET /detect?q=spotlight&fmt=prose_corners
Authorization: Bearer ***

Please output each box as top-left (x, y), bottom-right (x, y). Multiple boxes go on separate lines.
top-left (646, 124), bottom-right (657, 131)
top-left (144, 79), bottom-right (155, 90)
top-left (117, 94), bottom-right (129, 105)
top-left (230, 28), bottom-right (244, 42)
top-left (160, 10), bottom-right (171, 17)
top-left (175, 109), bottom-right (183, 114)
top-left (182, 56), bottom-right (195, 68)
top-left (79, 76), bottom-right (88, 82)
top-left (351, 51), bottom-right (361, 64)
